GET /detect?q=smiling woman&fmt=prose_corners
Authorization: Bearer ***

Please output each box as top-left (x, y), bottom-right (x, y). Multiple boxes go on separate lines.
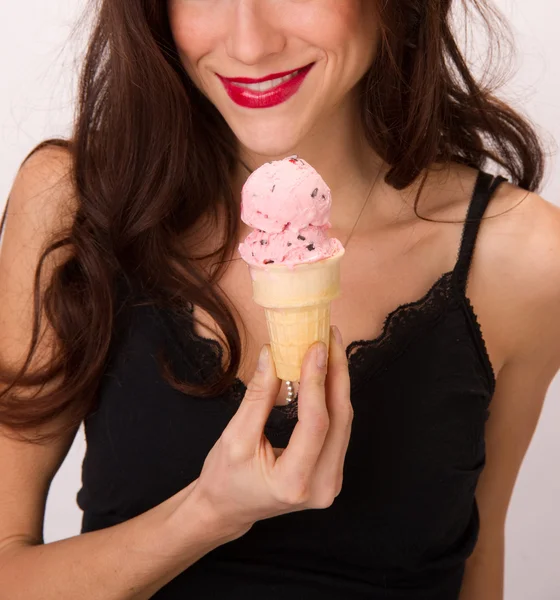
top-left (168, 0), bottom-right (378, 151)
top-left (0, 1), bottom-right (559, 599)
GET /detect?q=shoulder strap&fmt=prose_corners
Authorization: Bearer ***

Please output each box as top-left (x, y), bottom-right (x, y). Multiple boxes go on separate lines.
top-left (453, 170), bottom-right (508, 294)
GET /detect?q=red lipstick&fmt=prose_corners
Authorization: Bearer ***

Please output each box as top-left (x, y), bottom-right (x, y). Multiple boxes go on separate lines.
top-left (217, 63), bottom-right (314, 109)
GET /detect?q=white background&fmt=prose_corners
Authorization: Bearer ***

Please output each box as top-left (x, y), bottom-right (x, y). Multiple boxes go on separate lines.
top-left (1, 1), bottom-right (558, 598)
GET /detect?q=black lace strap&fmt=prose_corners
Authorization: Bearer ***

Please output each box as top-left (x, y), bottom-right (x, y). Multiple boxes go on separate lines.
top-left (453, 171), bottom-right (507, 294)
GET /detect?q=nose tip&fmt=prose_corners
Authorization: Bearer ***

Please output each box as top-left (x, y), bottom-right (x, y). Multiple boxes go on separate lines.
top-left (226, 4), bottom-right (286, 65)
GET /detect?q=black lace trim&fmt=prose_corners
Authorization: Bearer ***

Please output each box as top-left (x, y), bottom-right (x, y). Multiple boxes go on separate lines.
top-left (174, 301), bottom-right (299, 426)
top-left (182, 270), bottom-right (472, 430)
top-left (180, 267), bottom-right (500, 436)
top-left (345, 271), bottom-right (459, 391)
top-left (119, 266), bottom-right (495, 435)
top-left (182, 310), bottom-right (300, 434)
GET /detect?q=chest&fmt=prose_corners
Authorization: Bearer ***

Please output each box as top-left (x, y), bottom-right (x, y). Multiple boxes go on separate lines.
top-left (192, 221), bottom-right (502, 395)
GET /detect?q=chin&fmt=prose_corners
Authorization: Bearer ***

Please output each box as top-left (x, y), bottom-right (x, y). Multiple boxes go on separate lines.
top-left (228, 116), bottom-right (310, 160)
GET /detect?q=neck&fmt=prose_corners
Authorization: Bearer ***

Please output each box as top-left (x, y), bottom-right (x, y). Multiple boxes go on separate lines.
top-left (234, 94), bottom-right (386, 232)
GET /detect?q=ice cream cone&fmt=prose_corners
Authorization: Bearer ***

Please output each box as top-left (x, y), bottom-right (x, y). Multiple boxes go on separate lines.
top-left (248, 249), bottom-right (344, 381)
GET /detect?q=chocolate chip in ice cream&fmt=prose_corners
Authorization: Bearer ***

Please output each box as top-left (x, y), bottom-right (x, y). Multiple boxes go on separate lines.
top-left (237, 156), bottom-right (343, 268)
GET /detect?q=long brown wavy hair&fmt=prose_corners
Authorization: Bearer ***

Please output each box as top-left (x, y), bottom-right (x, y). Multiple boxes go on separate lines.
top-left (0, 0), bottom-right (545, 443)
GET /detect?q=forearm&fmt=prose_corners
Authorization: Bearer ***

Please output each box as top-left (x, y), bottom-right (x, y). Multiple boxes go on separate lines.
top-left (459, 535), bottom-right (504, 600)
top-left (0, 483), bottom-right (242, 600)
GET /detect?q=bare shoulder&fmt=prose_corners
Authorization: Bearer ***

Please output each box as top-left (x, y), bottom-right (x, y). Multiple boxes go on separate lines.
top-left (1, 143), bottom-right (77, 366)
top-left (1, 142), bottom-right (77, 400)
top-left (420, 163), bottom-right (560, 373)
top-left (476, 179), bottom-right (560, 371)
top-left (1, 143), bottom-right (76, 242)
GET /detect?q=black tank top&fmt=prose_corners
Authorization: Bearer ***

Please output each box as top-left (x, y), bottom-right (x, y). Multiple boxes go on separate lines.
top-left (77, 171), bottom-right (506, 599)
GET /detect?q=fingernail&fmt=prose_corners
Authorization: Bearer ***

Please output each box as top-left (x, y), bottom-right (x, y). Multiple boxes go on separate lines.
top-left (257, 345), bottom-right (269, 372)
top-left (332, 325), bottom-right (343, 347)
top-left (315, 342), bottom-right (327, 369)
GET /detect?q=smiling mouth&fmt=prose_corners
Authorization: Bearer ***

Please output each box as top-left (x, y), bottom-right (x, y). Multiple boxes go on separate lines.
top-left (230, 67), bottom-right (308, 92)
top-left (217, 63), bottom-right (315, 109)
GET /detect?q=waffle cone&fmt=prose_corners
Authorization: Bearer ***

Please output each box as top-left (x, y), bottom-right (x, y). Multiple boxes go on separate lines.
top-left (248, 250), bottom-right (344, 381)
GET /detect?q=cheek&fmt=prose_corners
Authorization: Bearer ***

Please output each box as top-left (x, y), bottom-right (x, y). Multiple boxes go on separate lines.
top-left (300, 1), bottom-right (377, 62)
top-left (167, 2), bottom-right (219, 68)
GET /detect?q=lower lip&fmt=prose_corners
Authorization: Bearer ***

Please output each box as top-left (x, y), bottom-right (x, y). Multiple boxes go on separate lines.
top-left (218, 64), bottom-right (314, 109)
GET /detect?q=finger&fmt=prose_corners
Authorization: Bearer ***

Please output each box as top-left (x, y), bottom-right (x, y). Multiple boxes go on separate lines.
top-left (225, 345), bottom-right (281, 449)
top-left (274, 340), bottom-right (329, 489)
top-left (325, 325), bottom-right (352, 427)
top-left (310, 326), bottom-right (353, 497)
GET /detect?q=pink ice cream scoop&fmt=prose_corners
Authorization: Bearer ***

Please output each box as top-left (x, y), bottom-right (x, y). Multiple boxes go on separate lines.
top-left (239, 156), bottom-right (343, 267)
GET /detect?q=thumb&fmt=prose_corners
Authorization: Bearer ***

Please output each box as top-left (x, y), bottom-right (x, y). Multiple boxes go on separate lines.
top-left (226, 345), bottom-right (281, 443)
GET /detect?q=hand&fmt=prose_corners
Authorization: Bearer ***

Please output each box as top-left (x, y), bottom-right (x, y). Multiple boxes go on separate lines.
top-left (189, 326), bottom-right (353, 538)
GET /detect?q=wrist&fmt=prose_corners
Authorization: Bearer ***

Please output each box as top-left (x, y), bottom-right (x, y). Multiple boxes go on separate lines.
top-left (165, 481), bottom-right (251, 553)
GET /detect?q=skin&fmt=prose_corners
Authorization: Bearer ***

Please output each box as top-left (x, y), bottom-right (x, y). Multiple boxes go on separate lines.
top-left (168, 1), bottom-right (560, 598)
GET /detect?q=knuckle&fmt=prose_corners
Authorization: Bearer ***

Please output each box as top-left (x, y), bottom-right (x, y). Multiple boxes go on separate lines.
top-left (220, 432), bottom-right (247, 462)
top-left (309, 413), bottom-right (330, 436)
top-left (311, 491), bottom-right (336, 509)
top-left (245, 377), bottom-right (268, 400)
top-left (306, 371), bottom-right (327, 387)
top-left (292, 487), bottom-right (312, 505)
top-left (229, 441), bottom-right (247, 462)
top-left (278, 484), bottom-right (311, 506)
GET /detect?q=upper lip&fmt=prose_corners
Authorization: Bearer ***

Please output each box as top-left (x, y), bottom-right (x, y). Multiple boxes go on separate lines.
top-left (218, 63), bottom-right (314, 84)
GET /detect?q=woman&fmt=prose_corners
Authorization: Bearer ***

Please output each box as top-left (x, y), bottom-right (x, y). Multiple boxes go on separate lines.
top-left (0, 0), bottom-right (558, 598)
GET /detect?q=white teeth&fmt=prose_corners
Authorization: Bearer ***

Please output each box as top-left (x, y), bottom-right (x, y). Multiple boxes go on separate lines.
top-left (234, 70), bottom-right (301, 92)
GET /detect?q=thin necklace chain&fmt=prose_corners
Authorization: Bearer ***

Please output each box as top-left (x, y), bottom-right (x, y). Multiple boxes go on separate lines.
top-left (240, 159), bottom-right (379, 403)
